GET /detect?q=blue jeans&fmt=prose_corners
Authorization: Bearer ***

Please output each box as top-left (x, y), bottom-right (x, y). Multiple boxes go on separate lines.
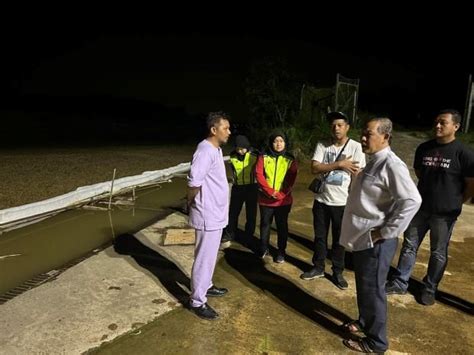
top-left (391, 210), bottom-right (456, 294)
top-left (353, 238), bottom-right (398, 352)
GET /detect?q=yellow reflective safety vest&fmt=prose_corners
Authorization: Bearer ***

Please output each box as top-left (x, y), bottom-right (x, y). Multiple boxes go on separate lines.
top-left (230, 151), bottom-right (257, 185)
top-left (263, 153), bottom-right (293, 192)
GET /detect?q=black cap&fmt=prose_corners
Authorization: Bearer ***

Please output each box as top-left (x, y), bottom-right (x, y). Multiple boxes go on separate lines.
top-left (234, 135), bottom-right (251, 149)
top-left (326, 111), bottom-right (349, 123)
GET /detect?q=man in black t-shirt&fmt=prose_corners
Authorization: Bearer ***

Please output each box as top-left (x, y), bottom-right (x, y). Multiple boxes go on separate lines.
top-left (386, 109), bottom-right (474, 305)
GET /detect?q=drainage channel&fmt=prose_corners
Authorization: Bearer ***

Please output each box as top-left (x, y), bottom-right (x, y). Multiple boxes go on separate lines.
top-left (0, 178), bottom-right (187, 301)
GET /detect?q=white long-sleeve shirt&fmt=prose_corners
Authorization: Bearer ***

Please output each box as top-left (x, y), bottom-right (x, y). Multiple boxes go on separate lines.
top-left (340, 146), bottom-right (422, 252)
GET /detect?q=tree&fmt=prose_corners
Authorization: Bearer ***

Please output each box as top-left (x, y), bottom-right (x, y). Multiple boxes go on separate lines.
top-left (244, 57), bottom-right (300, 129)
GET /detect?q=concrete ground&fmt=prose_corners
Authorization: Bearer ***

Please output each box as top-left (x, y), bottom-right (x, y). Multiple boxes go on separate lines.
top-left (1, 132), bottom-right (473, 354)
top-left (0, 213), bottom-right (188, 354)
top-left (1, 203), bottom-right (472, 354)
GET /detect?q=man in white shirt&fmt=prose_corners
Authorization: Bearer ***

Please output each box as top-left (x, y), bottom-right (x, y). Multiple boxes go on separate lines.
top-left (340, 118), bottom-right (421, 353)
top-left (301, 111), bottom-right (365, 290)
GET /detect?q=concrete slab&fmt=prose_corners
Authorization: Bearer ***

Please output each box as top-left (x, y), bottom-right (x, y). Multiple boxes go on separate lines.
top-left (0, 213), bottom-right (191, 355)
top-left (162, 228), bottom-right (195, 245)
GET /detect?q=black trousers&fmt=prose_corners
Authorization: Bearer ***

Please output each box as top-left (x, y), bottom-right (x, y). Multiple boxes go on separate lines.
top-left (312, 200), bottom-right (345, 274)
top-left (259, 204), bottom-right (291, 254)
top-left (353, 238), bottom-right (398, 352)
top-left (225, 184), bottom-right (258, 242)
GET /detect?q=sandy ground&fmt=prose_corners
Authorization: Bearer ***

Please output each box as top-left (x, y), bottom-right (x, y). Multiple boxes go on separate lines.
top-left (0, 145), bottom-right (196, 209)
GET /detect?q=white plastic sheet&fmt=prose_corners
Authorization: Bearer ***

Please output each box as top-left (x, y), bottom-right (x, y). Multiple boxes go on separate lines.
top-left (0, 162), bottom-right (190, 229)
top-left (0, 156), bottom-right (230, 231)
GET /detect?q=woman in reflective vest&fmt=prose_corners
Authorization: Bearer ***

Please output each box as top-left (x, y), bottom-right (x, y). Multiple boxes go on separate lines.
top-left (255, 132), bottom-right (298, 263)
top-left (222, 135), bottom-right (259, 246)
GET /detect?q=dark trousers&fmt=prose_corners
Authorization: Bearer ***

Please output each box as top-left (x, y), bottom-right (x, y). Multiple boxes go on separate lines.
top-left (225, 184), bottom-right (258, 242)
top-left (353, 238), bottom-right (398, 352)
top-left (312, 200), bottom-right (345, 274)
top-left (391, 210), bottom-right (456, 293)
top-left (259, 204), bottom-right (291, 254)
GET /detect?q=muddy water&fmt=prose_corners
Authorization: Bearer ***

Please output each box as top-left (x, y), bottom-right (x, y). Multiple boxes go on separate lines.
top-left (0, 178), bottom-right (187, 295)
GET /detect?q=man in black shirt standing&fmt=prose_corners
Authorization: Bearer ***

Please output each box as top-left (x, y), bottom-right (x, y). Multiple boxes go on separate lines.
top-left (386, 109), bottom-right (474, 305)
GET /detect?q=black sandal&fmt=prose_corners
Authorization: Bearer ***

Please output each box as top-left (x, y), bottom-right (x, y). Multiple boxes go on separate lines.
top-left (341, 320), bottom-right (363, 334)
top-left (342, 338), bottom-right (385, 354)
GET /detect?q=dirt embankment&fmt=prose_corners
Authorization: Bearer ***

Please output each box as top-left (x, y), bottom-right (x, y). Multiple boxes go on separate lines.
top-left (0, 145), bottom-right (195, 209)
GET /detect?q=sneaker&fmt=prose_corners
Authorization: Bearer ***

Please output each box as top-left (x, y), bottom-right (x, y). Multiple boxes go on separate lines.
top-left (419, 289), bottom-right (435, 306)
top-left (242, 238), bottom-right (254, 250)
top-left (189, 303), bottom-right (219, 320)
top-left (219, 240), bottom-right (231, 250)
top-left (332, 273), bottom-right (348, 290)
top-left (385, 281), bottom-right (407, 295)
top-left (300, 268), bottom-right (325, 280)
top-left (259, 249), bottom-right (269, 259)
top-left (274, 254), bottom-right (285, 264)
top-left (206, 286), bottom-right (228, 297)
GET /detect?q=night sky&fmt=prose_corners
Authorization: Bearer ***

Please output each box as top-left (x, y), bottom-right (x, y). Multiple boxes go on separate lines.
top-left (1, 11), bottom-right (472, 144)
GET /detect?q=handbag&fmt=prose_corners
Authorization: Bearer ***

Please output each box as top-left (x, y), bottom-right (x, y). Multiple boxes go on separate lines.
top-left (308, 138), bottom-right (351, 194)
top-left (308, 174), bottom-right (327, 193)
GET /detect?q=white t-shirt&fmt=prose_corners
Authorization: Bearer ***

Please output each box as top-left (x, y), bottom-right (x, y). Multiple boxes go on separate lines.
top-left (312, 139), bottom-right (366, 206)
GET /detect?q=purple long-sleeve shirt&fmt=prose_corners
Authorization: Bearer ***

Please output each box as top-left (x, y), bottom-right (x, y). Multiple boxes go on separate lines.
top-left (187, 139), bottom-right (229, 230)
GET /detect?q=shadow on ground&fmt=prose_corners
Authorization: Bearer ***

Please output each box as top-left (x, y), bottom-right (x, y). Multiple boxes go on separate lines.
top-left (223, 246), bottom-right (355, 340)
top-left (113, 233), bottom-right (190, 305)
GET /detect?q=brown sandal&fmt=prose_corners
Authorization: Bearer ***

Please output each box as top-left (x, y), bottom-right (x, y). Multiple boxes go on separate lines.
top-left (341, 320), bottom-right (363, 333)
top-left (343, 338), bottom-right (385, 354)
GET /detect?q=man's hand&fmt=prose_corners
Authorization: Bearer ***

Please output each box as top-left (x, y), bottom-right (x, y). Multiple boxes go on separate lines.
top-left (463, 177), bottom-right (474, 203)
top-left (370, 229), bottom-right (383, 244)
top-left (337, 155), bottom-right (360, 174)
top-left (187, 186), bottom-right (200, 209)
